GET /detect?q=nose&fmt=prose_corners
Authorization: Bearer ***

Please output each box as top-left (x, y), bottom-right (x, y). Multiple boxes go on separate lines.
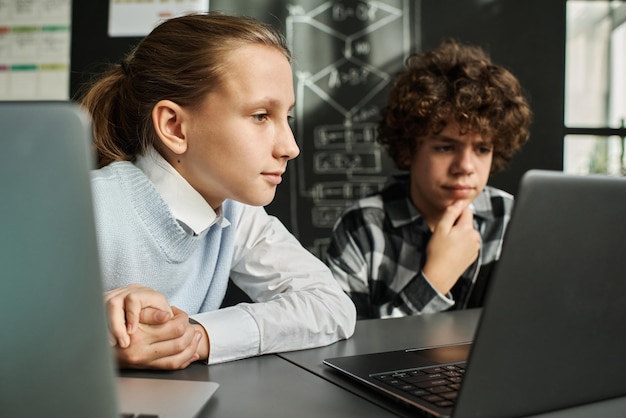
top-left (452, 147), bottom-right (475, 175)
top-left (275, 121), bottom-right (300, 160)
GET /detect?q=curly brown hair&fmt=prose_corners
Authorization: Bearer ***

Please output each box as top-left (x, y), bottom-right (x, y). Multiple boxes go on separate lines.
top-left (377, 38), bottom-right (532, 172)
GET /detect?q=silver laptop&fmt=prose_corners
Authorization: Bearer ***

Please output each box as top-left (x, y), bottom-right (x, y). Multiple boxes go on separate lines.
top-left (0, 101), bottom-right (218, 418)
top-left (324, 170), bottom-right (626, 417)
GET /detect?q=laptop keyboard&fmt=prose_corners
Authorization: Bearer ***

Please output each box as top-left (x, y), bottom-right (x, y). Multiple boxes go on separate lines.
top-left (371, 362), bottom-right (466, 409)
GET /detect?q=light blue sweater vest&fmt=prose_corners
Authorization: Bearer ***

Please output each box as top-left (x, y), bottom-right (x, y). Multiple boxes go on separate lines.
top-left (90, 161), bottom-right (240, 313)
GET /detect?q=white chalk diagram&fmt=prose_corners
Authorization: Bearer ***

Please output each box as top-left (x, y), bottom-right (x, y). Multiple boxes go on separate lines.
top-left (285, 0), bottom-right (418, 255)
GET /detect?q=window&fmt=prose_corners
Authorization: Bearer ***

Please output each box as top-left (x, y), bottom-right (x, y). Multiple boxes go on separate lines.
top-left (565, 0), bottom-right (626, 175)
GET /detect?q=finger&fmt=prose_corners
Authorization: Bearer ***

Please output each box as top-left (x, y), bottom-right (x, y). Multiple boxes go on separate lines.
top-left (106, 297), bottom-right (131, 348)
top-left (146, 331), bottom-right (203, 370)
top-left (104, 283), bottom-right (151, 302)
top-left (105, 285), bottom-right (163, 345)
top-left (139, 307), bottom-right (174, 325)
top-left (148, 308), bottom-right (191, 341)
top-left (133, 307), bottom-right (190, 343)
top-left (170, 306), bottom-right (186, 316)
top-left (455, 206), bottom-right (474, 226)
top-left (123, 290), bottom-right (172, 335)
top-left (436, 201), bottom-right (466, 232)
top-left (123, 297), bottom-right (141, 336)
top-left (118, 326), bottom-right (201, 370)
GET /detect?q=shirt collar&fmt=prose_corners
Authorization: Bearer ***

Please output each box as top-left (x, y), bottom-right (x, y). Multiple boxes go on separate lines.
top-left (470, 188), bottom-right (496, 222)
top-left (134, 147), bottom-right (225, 234)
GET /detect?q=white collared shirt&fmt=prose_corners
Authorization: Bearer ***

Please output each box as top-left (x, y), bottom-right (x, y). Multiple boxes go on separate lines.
top-left (134, 147), bottom-right (224, 234)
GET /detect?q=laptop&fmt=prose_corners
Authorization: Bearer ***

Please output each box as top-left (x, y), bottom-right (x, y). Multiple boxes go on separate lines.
top-left (0, 101), bottom-right (218, 418)
top-left (324, 169), bottom-right (626, 417)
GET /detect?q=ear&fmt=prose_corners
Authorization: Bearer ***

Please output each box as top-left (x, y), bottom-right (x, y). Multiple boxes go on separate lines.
top-left (152, 100), bottom-right (188, 155)
top-left (399, 148), bottom-right (414, 169)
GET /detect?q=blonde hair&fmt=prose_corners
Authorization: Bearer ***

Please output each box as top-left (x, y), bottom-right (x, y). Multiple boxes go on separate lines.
top-left (76, 12), bottom-right (291, 168)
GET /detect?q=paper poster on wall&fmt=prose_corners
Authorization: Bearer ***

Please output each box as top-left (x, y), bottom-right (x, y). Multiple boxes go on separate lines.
top-left (108, 0), bottom-right (209, 37)
top-left (0, 0), bottom-right (71, 100)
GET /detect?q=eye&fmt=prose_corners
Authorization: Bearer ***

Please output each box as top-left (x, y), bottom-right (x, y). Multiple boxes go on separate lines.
top-left (434, 144), bottom-right (454, 152)
top-left (477, 145), bottom-right (493, 155)
top-left (252, 113), bottom-right (269, 122)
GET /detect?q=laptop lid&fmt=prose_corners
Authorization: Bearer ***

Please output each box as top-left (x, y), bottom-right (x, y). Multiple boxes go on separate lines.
top-left (0, 101), bottom-right (120, 418)
top-left (454, 170), bottom-right (626, 417)
top-left (324, 170), bottom-right (626, 417)
top-left (0, 102), bottom-right (218, 418)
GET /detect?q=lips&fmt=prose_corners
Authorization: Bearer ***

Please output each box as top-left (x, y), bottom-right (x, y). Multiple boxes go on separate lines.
top-left (445, 184), bottom-right (473, 191)
top-left (262, 171), bottom-right (284, 185)
top-left (443, 184), bottom-right (475, 198)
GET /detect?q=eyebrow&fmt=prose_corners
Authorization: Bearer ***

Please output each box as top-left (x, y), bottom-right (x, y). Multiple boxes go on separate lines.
top-left (248, 98), bottom-right (295, 111)
top-left (429, 134), bottom-right (493, 146)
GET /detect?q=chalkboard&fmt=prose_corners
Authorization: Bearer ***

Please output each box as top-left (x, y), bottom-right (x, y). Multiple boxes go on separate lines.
top-left (281, 0), bottom-right (420, 256)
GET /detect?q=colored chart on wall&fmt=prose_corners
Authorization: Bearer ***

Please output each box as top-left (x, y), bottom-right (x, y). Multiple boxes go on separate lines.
top-left (0, 0), bottom-right (71, 100)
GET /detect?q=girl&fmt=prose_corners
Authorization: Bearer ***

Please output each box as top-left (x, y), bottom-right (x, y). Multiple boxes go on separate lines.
top-left (77, 12), bottom-right (356, 369)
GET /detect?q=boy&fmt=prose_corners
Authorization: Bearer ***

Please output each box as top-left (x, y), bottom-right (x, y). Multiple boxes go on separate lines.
top-left (325, 39), bottom-right (532, 319)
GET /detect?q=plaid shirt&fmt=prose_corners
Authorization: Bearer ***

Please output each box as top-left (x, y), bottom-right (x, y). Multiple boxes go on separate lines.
top-left (325, 174), bottom-right (513, 319)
